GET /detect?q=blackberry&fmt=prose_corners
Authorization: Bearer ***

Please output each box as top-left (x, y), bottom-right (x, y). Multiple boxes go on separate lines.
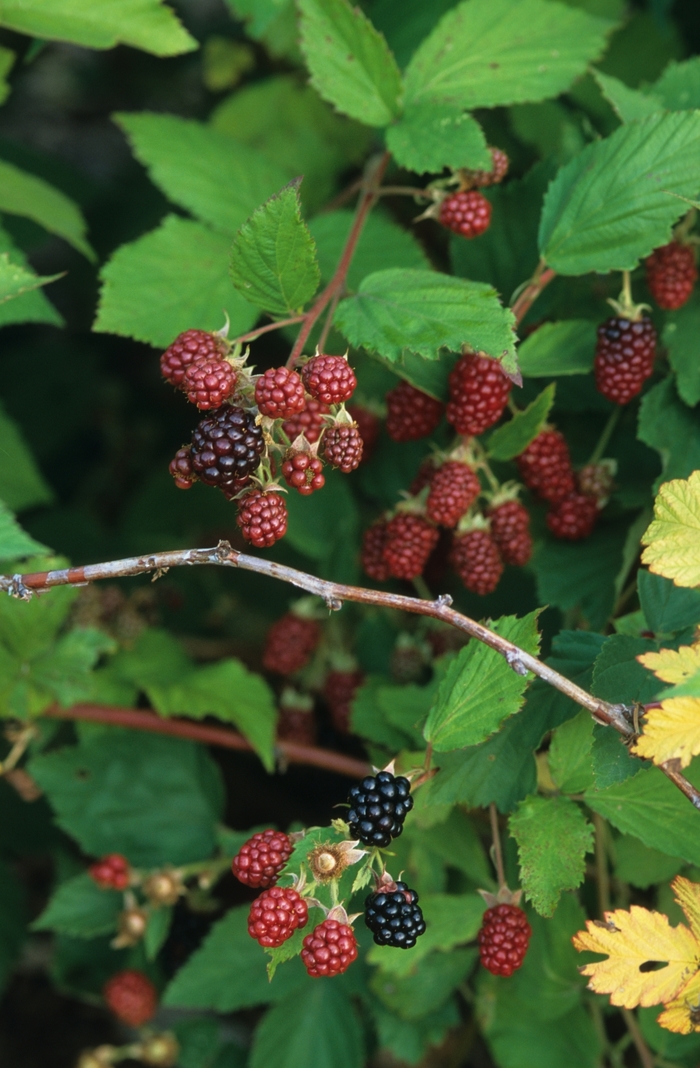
top-left (450, 528), bottom-right (503, 596)
top-left (546, 491), bottom-right (599, 541)
top-left (361, 520), bottom-right (391, 582)
top-left (517, 428), bottom-right (575, 504)
top-left (282, 397), bottom-right (330, 444)
top-left (255, 366), bottom-right (306, 419)
top-left (232, 829), bottom-right (293, 888)
top-left (478, 903), bottom-right (531, 976)
top-left (191, 407), bottom-right (264, 495)
top-left (160, 329), bottom-right (227, 388)
top-left (386, 381), bottom-right (444, 442)
top-left (236, 489), bottom-right (288, 547)
top-left (446, 351), bottom-right (511, 436)
top-left (383, 513), bottom-right (439, 580)
top-left (301, 919), bottom-right (358, 977)
top-left (594, 315), bottom-right (657, 405)
top-left (322, 423), bottom-right (363, 472)
top-left (282, 451), bottom-right (325, 495)
top-left (183, 356), bottom-right (236, 409)
top-left (324, 669), bottom-right (364, 734)
top-left (169, 446), bottom-right (196, 490)
top-left (103, 970), bottom-right (157, 1028)
top-left (488, 500), bottom-right (533, 567)
top-left (426, 460), bottom-right (481, 527)
top-left (364, 881), bottom-right (426, 948)
top-left (469, 147), bottom-right (510, 188)
top-left (302, 354), bottom-right (357, 405)
top-left (438, 190), bottom-right (492, 239)
top-left (646, 240), bottom-right (697, 310)
top-left (347, 770), bottom-right (413, 848)
top-left (262, 613), bottom-right (320, 675)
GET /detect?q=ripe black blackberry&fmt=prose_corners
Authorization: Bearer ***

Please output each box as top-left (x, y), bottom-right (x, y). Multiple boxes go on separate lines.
top-left (364, 881), bottom-right (426, 948)
top-left (347, 770), bottom-right (413, 848)
top-left (191, 406), bottom-right (264, 495)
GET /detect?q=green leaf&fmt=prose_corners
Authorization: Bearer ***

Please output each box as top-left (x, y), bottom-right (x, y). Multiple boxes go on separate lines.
top-left (0, 502), bottom-right (47, 562)
top-left (0, 46), bottom-right (13, 106)
top-left (425, 612), bottom-right (540, 752)
top-left (638, 377), bottom-right (700, 485)
top-left (0, 159), bottom-right (93, 260)
top-left (351, 678), bottom-right (427, 751)
top-left (0, 221), bottom-right (63, 327)
top-left (0, 859), bottom-right (25, 995)
top-left (335, 269), bottom-right (517, 374)
top-left (517, 321), bottom-right (596, 378)
top-left (32, 872), bottom-right (121, 938)
top-left (592, 70), bottom-right (662, 122)
top-left (590, 634), bottom-right (659, 705)
top-left (298, 0), bottom-right (402, 128)
top-left (171, 1017), bottom-right (223, 1068)
top-left (230, 179), bottom-right (319, 316)
top-left (539, 112), bottom-right (700, 275)
top-left (31, 627), bottom-right (117, 706)
top-left (94, 215), bottom-right (258, 349)
top-left (0, 0), bottom-right (196, 56)
top-left (510, 795), bottom-right (593, 917)
top-left (250, 983), bottom-right (364, 1068)
top-left (115, 113), bottom-right (291, 238)
top-left (371, 949), bottom-right (476, 1021)
top-left (0, 253), bottom-right (61, 304)
top-left (403, 0), bottom-right (612, 111)
top-left (29, 731), bottom-right (223, 866)
top-left (653, 57), bottom-right (700, 111)
top-left (591, 724), bottom-right (644, 790)
top-left (0, 405), bottom-right (54, 512)
top-left (144, 905), bottom-right (172, 960)
top-left (284, 469), bottom-right (359, 572)
top-left (663, 295), bottom-right (700, 408)
top-left (265, 928), bottom-right (306, 981)
top-left (309, 210), bottom-right (429, 292)
top-left (148, 660), bottom-right (277, 771)
top-left (487, 384), bottom-right (555, 461)
top-left (613, 834), bottom-right (683, 890)
top-left (0, 570), bottom-right (75, 661)
top-left (638, 570), bottom-right (700, 635)
top-left (548, 711), bottom-right (594, 794)
top-left (386, 103), bottom-right (490, 175)
top-left (373, 1001), bottom-right (458, 1068)
top-left (367, 894), bottom-right (485, 976)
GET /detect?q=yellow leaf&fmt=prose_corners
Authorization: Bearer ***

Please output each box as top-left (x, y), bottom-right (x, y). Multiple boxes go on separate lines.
top-left (641, 471), bottom-right (700, 588)
top-left (657, 968), bottom-right (700, 1034)
top-left (573, 905), bottom-right (700, 1008)
top-left (673, 876), bottom-right (700, 944)
top-left (633, 697), bottom-right (700, 767)
top-left (638, 644), bottom-right (700, 684)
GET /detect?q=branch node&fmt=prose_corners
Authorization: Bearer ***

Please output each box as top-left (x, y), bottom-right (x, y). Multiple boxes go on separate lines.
top-left (215, 539), bottom-right (234, 562)
top-left (505, 648), bottom-right (528, 676)
top-left (7, 575), bottom-right (33, 601)
top-left (325, 597), bottom-right (343, 612)
top-left (435, 593), bottom-right (453, 608)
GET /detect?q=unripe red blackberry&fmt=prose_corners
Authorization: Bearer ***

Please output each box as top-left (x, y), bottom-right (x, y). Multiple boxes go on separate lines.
top-left (322, 423), bottom-right (363, 472)
top-left (594, 316), bottom-right (657, 405)
top-left (361, 521), bottom-right (391, 582)
top-left (365, 881), bottom-right (426, 948)
top-left (282, 451), bottom-right (325, 495)
top-left (488, 500), bottom-right (532, 567)
top-left (324, 669), bottom-right (364, 734)
top-left (191, 407), bottom-right (264, 495)
top-left (546, 492), bottom-right (599, 541)
top-left (386, 381), bottom-right (444, 442)
top-left (645, 240), bottom-right (697, 310)
top-left (438, 190), bottom-right (492, 239)
top-left (410, 457), bottom-right (438, 495)
top-left (577, 462), bottom-right (614, 501)
top-left (282, 398), bottom-right (330, 444)
top-left (301, 918), bottom-right (358, 977)
top-left (255, 366), bottom-right (306, 419)
top-left (277, 702), bottom-right (317, 746)
top-left (89, 853), bottom-right (131, 891)
top-left (517, 429), bottom-right (575, 504)
top-left (262, 613), bottom-right (321, 675)
top-left (383, 514), bottom-right (440, 580)
top-left (478, 903), bottom-right (531, 976)
top-left (426, 461), bottom-right (481, 527)
top-left (248, 885), bottom-right (308, 947)
top-left (450, 529), bottom-right (503, 595)
top-left (469, 147), bottom-right (510, 188)
top-left (232, 829), bottom-right (293, 888)
top-left (103, 970), bottom-right (157, 1028)
top-left (183, 357), bottom-right (236, 410)
top-left (348, 405), bottom-right (380, 463)
top-left (446, 351), bottom-right (511, 436)
top-left (302, 354), bottom-right (356, 405)
top-left (236, 489), bottom-right (287, 548)
top-left (160, 330), bottom-right (227, 388)
top-left (169, 446), bottom-right (196, 490)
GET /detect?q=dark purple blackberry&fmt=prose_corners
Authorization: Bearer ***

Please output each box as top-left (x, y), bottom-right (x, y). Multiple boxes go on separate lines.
top-left (364, 881), bottom-right (426, 948)
top-left (191, 406), bottom-right (264, 495)
top-left (347, 771), bottom-right (413, 848)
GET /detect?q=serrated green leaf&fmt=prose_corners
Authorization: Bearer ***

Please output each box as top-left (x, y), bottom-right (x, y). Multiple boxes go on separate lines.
top-left (373, 1001), bottom-right (458, 1068)
top-left (663, 295), bottom-right (700, 408)
top-left (144, 905), bottom-right (172, 960)
top-left (0, 253), bottom-right (61, 305)
top-left (371, 949), bottom-right (476, 1021)
top-left (0, 159), bottom-right (93, 260)
top-left (0, 405), bottom-right (54, 512)
top-left (230, 179), bottom-right (319, 316)
top-left (335, 268), bottom-right (517, 373)
top-left (510, 796), bottom-right (593, 916)
top-left (0, 0), bottom-right (196, 56)
top-left (0, 220), bottom-right (63, 328)
top-left (298, 0), bottom-right (402, 128)
top-left (171, 1017), bottom-right (223, 1068)
top-left (0, 502), bottom-right (47, 562)
top-left (0, 570), bottom-right (75, 661)
top-left (653, 57), bottom-right (700, 111)
top-left (590, 634), bottom-right (659, 705)
top-left (517, 320), bottom-right (596, 378)
top-left (265, 928), bottom-right (306, 980)
top-left (32, 872), bottom-right (120, 938)
top-left (539, 112), bottom-right (700, 275)
top-left (386, 103), bottom-right (490, 175)
top-left (592, 70), bottom-right (662, 122)
top-left (31, 627), bottom-right (116, 707)
top-left (590, 723), bottom-right (648, 790)
top-left (487, 384), bottom-right (555, 461)
top-left (94, 215), bottom-right (258, 348)
top-left (638, 377), bottom-right (700, 485)
top-left (613, 835), bottom-right (683, 890)
top-left (309, 210), bottom-right (429, 291)
top-left (0, 46), bottom-right (13, 107)
top-left (250, 983), bottom-right (364, 1068)
top-left (638, 570), bottom-right (700, 635)
top-left (368, 893), bottom-right (485, 976)
top-left (403, 0), bottom-right (612, 111)
top-left (548, 711), bottom-right (594, 794)
top-left (424, 612), bottom-right (540, 752)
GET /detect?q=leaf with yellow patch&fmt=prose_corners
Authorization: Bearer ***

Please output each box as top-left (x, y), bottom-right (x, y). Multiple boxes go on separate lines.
top-left (657, 968), bottom-right (700, 1034)
top-left (641, 471), bottom-right (700, 588)
top-left (673, 876), bottom-right (700, 943)
top-left (638, 644), bottom-right (700, 684)
top-left (634, 697), bottom-right (700, 767)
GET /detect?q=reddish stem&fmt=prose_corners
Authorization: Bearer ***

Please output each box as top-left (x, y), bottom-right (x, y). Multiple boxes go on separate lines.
top-left (232, 315), bottom-right (305, 346)
top-left (511, 266), bottom-right (556, 326)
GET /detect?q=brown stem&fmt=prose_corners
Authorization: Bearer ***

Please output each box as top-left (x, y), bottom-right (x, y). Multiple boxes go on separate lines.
top-left (489, 802), bottom-right (506, 888)
top-left (4, 542), bottom-right (700, 810)
top-left (231, 315), bottom-right (305, 346)
top-left (317, 288), bottom-right (343, 352)
top-left (511, 263), bottom-right (557, 326)
top-left (376, 185), bottom-right (432, 199)
top-left (620, 1009), bottom-right (655, 1068)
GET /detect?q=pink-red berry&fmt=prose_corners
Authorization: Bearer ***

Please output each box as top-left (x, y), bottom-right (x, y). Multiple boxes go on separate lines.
top-left (277, 705), bottom-right (317, 746)
top-left (282, 398), bottom-right (330, 444)
top-left (191, 407), bottom-right (264, 495)
top-left (383, 514), bottom-right (440, 580)
top-left (439, 190), bottom-right (492, 239)
top-left (322, 424), bottom-right (363, 473)
top-left (517, 429), bottom-right (575, 504)
top-left (450, 529), bottom-right (503, 596)
top-left (348, 405), bottom-right (380, 463)
top-left (169, 446), bottom-right (196, 490)
top-left (645, 241), bottom-right (697, 310)
top-left (546, 492), bottom-right (599, 541)
top-left (410, 457), bottom-right (439, 496)
top-left (386, 381), bottom-right (444, 442)
top-left (236, 490), bottom-right (288, 548)
top-left (103, 970), bottom-right (157, 1027)
top-left (478, 903), bottom-right (531, 977)
top-left (160, 330), bottom-right (227, 388)
top-left (301, 919), bottom-right (358, 977)
top-left (470, 147), bottom-right (510, 188)
top-left (262, 613), bottom-right (321, 675)
top-left (426, 461), bottom-right (481, 527)
top-left (577, 463), bottom-right (613, 501)
top-left (255, 366), bottom-right (306, 419)
top-left (248, 886), bottom-right (308, 947)
top-left (488, 500), bottom-right (533, 567)
top-left (446, 352), bottom-right (511, 436)
top-left (594, 316), bottom-right (657, 405)
top-left (324, 670), bottom-right (364, 734)
top-left (89, 854), bottom-right (131, 891)
top-left (361, 521), bottom-right (391, 582)
top-left (302, 355), bottom-right (357, 405)
top-left (232, 830), bottom-right (293, 888)
top-left (182, 357), bottom-right (236, 410)
top-left (282, 451), bottom-right (325, 495)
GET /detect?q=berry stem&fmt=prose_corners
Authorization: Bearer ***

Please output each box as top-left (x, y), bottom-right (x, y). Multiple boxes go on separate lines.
top-left (510, 261), bottom-right (557, 326)
top-left (620, 269), bottom-right (633, 313)
top-left (231, 315), bottom-right (306, 346)
top-left (412, 575), bottom-right (433, 600)
top-left (489, 803), bottom-right (506, 889)
top-left (317, 288), bottom-right (342, 352)
top-left (674, 207), bottom-right (697, 243)
top-left (376, 185), bottom-right (432, 199)
top-left (587, 407), bottom-right (621, 466)
top-left (593, 812), bottom-right (611, 916)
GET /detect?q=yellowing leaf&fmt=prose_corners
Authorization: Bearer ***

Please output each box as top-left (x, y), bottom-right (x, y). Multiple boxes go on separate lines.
top-left (657, 968), bottom-right (700, 1034)
top-left (634, 697), bottom-right (700, 767)
top-left (573, 905), bottom-right (700, 1008)
top-left (638, 644), bottom-right (700, 684)
top-left (641, 471), bottom-right (700, 588)
top-left (673, 876), bottom-right (700, 944)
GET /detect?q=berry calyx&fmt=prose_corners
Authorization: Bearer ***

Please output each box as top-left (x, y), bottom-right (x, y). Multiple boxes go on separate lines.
top-left (594, 315), bottom-right (657, 405)
top-left (382, 513), bottom-right (439, 580)
top-left (478, 903), bottom-right (532, 977)
top-left (322, 423), bottom-right (363, 472)
top-left (347, 770), bottom-right (413, 848)
top-left (232, 829), bottom-right (293, 888)
top-left (191, 406), bottom-right (264, 495)
top-left (89, 853), bottom-right (131, 891)
top-left (365, 880), bottom-right (426, 948)
top-left (282, 398), bottom-right (330, 444)
top-left (426, 460), bottom-right (481, 527)
top-left (169, 446), bottom-right (196, 490)
top-left (183, 357), bottom-right (236, 410)
top-left (446, 351), bottom-right (511, 436)
top-left (143, 871), bottom-right (182, 907)
top-left (248, 885), bottom-right (308, 947)
top-left (488, 499), bottom-right (533, 567)
top-left (281, 450), bottom-right (325, 495)
top-left (385, 381), bottom-right (444, 442)
top-left (255, 366), bottom-right (306, 419)
top-left (302, 354), bottom-right (357, 405)
top-left (324, 669), bottom-right (364, 734)
top-left (262, 613), bottom-right (321, 675)
top-left (546, 492), bottom-right (599, 541)
top-left (467, 147), bottom-right (510, 188)
top-left (516, 429), bottom-right (575, 504)
top-left (103, 970), bottom-right (157, 1028)
top-left (361, 520), bottom-right (391, 582)
top-left (236, 489), bottom-right (288, 547)
top-left (438, 190), bottom-right (492, 239)
top-left (645, 240), bottom-right (697, 310)
top-left (114, 906), bottom-right (148, 947)
top-left (301, 918), bottom-right (358, 977)
top-left (139, 1034), bottom-right (179, 1067)
top-left (160, 330), bottom-right (228, 388)
top-left (451, 528), bottom-right (503, 596)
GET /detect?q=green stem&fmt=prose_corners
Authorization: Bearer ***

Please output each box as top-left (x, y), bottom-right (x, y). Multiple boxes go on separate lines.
top-left (593, 812), bottom-right (611, 916)
top-left (621, 269), bottom-right (633, 311)
top-left (412, 575), bottom-right (432, 600)
top-left (587, 407), bottom-right (621, 466)
top-left (489, 803), bottom-right (506, 889)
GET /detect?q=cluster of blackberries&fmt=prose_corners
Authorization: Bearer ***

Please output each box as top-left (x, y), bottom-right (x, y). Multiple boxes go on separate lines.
top-left (347, 770), bottom-right (413, 848)
top-left (364, 881), bottom-right (426, 948)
